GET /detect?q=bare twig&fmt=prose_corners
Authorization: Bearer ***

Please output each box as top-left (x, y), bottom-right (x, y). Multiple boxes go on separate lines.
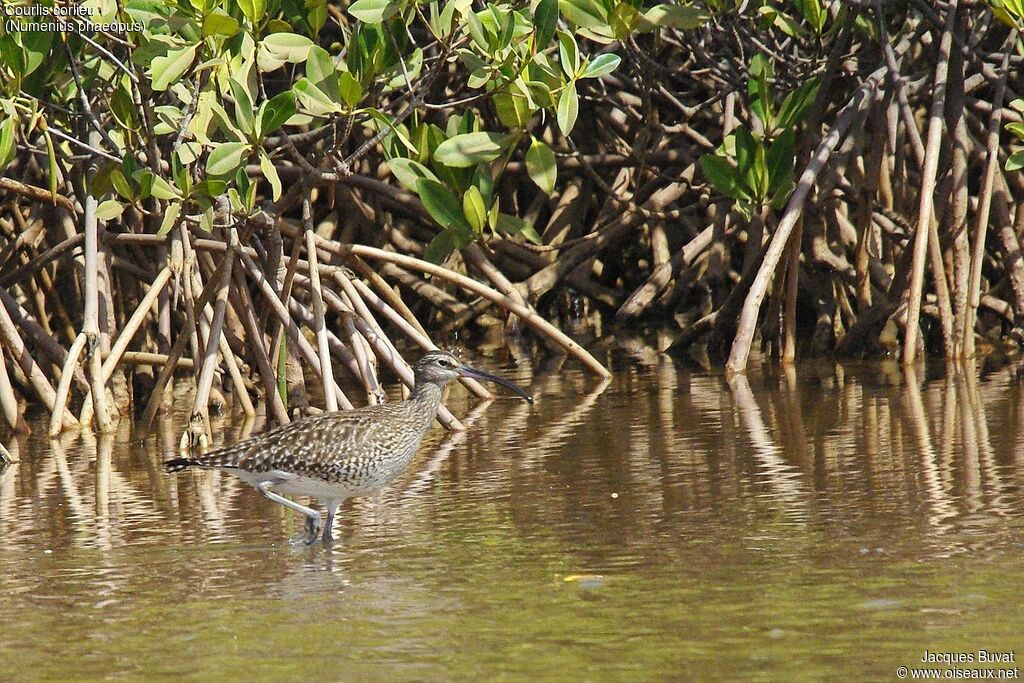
top-left (303, 196), bottom-right (338, 412)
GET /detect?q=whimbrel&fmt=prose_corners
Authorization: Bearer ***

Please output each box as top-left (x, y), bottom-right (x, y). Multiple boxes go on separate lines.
top-left (164, 351), bottom-right (532, 544)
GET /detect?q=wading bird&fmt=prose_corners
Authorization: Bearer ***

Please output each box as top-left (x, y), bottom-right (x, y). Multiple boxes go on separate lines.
top-left (164, 351), bottom-right (532, 544)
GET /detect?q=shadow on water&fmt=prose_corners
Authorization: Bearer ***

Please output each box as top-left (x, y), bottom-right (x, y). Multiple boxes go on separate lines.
top-left (0, 357), bottom-right (1022, 680)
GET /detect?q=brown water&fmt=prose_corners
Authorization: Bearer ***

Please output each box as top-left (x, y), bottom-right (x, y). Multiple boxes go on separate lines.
top-left (1, 356), bottom-right (1022, 681)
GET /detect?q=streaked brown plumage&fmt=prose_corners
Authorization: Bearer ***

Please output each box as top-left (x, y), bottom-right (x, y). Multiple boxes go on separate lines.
top-left (164, 351), bottom-right (531, 544)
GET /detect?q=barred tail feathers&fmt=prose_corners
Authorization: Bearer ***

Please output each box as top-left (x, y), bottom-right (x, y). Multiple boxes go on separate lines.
top-left (163, 447), bottom-right (243, 473)
top-left (163, 457), bottom-right (197, 472)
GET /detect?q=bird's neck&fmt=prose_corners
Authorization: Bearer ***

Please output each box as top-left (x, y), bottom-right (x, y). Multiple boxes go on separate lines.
top-left (408, 381), bottom-right (444, 421)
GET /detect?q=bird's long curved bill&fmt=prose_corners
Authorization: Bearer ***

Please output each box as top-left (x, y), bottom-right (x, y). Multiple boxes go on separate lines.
top-left (459, 366), bottom-right (533, 403)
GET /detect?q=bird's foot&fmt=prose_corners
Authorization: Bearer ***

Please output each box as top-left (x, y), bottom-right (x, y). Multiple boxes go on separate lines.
top-left (321, 511), bottom-right (336, 545)
top-left (288, 530), bottom-right (319, 546)
top-left (289, 515), bottom-right (321, 546)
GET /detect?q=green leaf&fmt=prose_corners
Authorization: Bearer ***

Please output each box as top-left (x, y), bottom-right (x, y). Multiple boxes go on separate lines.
top-left (494, 88), bottom-right (534, 129)
top-left (409, 123), bottom-right (431, 161)
top-left (748, 53), bottom-right (773, 127)
top-left (95, 200), bottom-right (124, 222)
top-left (734, 126), bottom-right (757, 177)
top-left (456, 110), bottom-right (475, 136)
top-left (608, 2), bottom-right (639, 38)
top-left (557, 84), bottom-right (579, 135)
top-left (199, 204), bottom-right (216, 233)
top-left (133, 169), bottom-right (153, 198)
top-left (261, 33), bottom-right (314, 63)
top-left (495, 213), bottom-right (541, 244)
top-left (308, 0), bottom-right (327, 33)
top-left (44, 131), bottom-right (58, 201)
top-left (777, 78), bottom-right (820, 130)
top-left (472, 164), bottom-right (494, 204)
top-left (173, 152), bottom-right (191, 194)
top-left (110, 85), bottom-right (139, 131)
top-left (534, 0), bottom-right (558, 47)
top-left (431, 0), bottom-right (457, 37)
top-left (133, 169), bottom-right (180, 201)
top-left (757, 5), bottom-right (806, 38)
top-left (557, 31), bottom-right (580, 77)
top-left (21, 29), bottom-right (53, 76)
top-left (1006, 150), bottom-right (1024, 172)
top-left (521, 223), bottom-right (542, 245)
top-left (202, 10), bottom-right (240, 37)
top-left (151, 44), bottom-right (198, 92)
top-left (294, 78), bottom-right (344, 116)
top-left (559, 0), bottom-right (609, 29)
top-left (581, 53), bottom-right (620, 79)
top-left (348, 0), bottom-right (399, 23)
top-left (416, 178), bottom-right (473, 233)
top-left (338, 71), bottom-right (363, 107)
top-left (368, 110), bottom-right (419, 154)
top-left (524, 79), bottom-right (554, 108)
top-left (1008, 122), bottom-right (1024, 140)
top-left (260, 90), bottom-right (296, 136)
top-left (434, 132), bottom-right (509, 168)
top-left (992, 4), bottom-right (1020, 30)
top-left (385, 47), bottom-right (423, 90)
top-left (423, 231), bottom-right (455, 264)
top-left (495, 212), bottom-right (524, 235)
top-left (699, 154), bottom-right (739, 198)
top-left (260, 153), bottom-right (282, 200)
top-left (193, 179), bottom-right (228, 202)
top-left (157, 201), bottom-right (182, 236)
top-left (769, 171), bottom-right (794, 210)
top-left (110, 167), bottom-right (134, 200)
top-left (466, 11), bottom-right (490, 50)
top-left (794, 0), bottom-right (826, 33)
top-left (238, 0), bottom-right (266, 24)
top-left (0, 35), bottom-right (26, 76)
top-left (640, 4), bottom-right (709, 30)
top-left (463, 186), bottom-right (487, 233)
top-left (749, 52), bottom-right (774, 80)
top-left (89, 164), bottom-right (115, 198)
top-left (207, 141), bottom-right (249, 176)
top-left (0, 117), bottom-right (16, 171)
top-left (149, 174), bottom-right (181, 200)
top-left (230, 78), bottom-right (256, 134)
top-left (765, 129), bottom-right (795, 195)
top-left (306, 45), bottom-right (336, 86)
top-left (227, 188), bottom-right (245, 212)
top-left (492, 5), bottom-right (515, 50)
top-left (208, 100), bottom-right (247, 142)
top-left (751, 140), bottom-right (769, 201)
top-left (386, 157), bottom-right (439, 192)
top-left (525, 137), bottom-right (557, 195)
top-left (515, 76), bottom-right (539, 110)
top-left (488, 196), bottom-right (500, 230)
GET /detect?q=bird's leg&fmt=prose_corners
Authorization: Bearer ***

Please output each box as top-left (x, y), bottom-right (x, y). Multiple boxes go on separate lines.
top-left (300, 515), bottom-right (319, 545)
top-left (256, 481), bottom-right (321, 545)
top-left (322, 500), bottom-right (341, 544)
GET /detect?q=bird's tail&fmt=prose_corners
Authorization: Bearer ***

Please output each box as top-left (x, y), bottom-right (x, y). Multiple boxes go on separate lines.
top-left (163, 446), bottom-right (244, 473)
top-left (163, 457), bottom-right (198, 472)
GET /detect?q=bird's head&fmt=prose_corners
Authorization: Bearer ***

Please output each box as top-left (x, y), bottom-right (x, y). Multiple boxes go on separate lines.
top-left (413, 351), bottom-right (533, 403)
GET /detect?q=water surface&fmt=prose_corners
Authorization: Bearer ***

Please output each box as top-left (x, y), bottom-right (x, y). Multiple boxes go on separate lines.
top-left (1, 357), bottom-right (1022, 681)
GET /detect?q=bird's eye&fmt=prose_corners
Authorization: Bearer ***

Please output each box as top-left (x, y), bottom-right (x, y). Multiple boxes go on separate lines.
top-left (438, 359), bottom-right (452, 368)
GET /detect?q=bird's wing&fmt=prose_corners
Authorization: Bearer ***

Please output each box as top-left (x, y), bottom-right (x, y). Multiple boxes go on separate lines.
top-left (201, 406), bottom-right (399, 478)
